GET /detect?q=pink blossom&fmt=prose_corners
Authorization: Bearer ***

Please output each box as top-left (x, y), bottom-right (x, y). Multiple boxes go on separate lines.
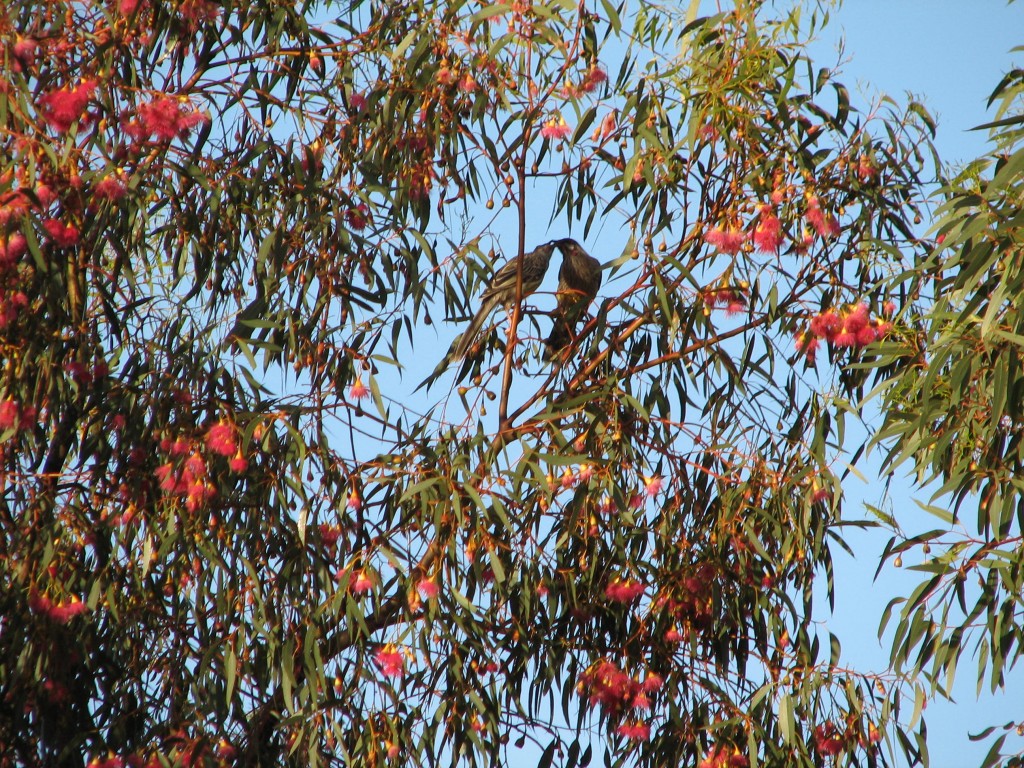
top-left (123, 96), bottom-right (208, 143)
top-left (808, 311), bottom-right (841, 340)
top-left (48, 597), bottom-right (88, 623)
top-left (417, 578), bottom-right (439, 599)
top-left (349, 92), bottom-right (367, 111)
top-left (540, 117), bottom-right (572, 141)
top-left (38, 80), bottom-right (97, 132)
top-left (615, 722), bottom-right (650, 741)
top-left (752, 210), bottom-right (783, 253)
top-left (94, 174), bottom-right (128, 201)
top-left (578, 660), bottom-right (645, 715)
top-left (12, 38), bottom-right (39, 69)
top-left (374, 647), bottom-right (405, 677)
top-left (0, 234), bottom-right (27, 269)
top-left (641, 674), bottom-right (663, 692)
top-left (0, 399), bottom-right (20, 430)
top-left (177, 0), bottom-right (221, 27)
top-left (347, 490), bottom-right (362, 510)
top-left (346, 204), bottom-right (369, 230)
top-left (43, 218), bottom-right (80, 247)
top-left (577, 464), bottom-right (594, 483)
top-left (580, 66), bottom-right (608, 93)
top-left (205, 422), bottom-right (237, 456)
top-left (794, 333), bottom-right (819, 361)
top-left (643, 475), bottom-right (663, 496)
top-left (704, 226), bottom-right (745, 255)
top-left (806, 197), bottom-right (840, 239)
top-left (229, 453), bottom-right (249, 473)
top-left (351, 571), bottom-right (374, 593)
top-left (604, 578), bottom-right (645, 603)
top-left (348, 377), bottom-right (369, 400)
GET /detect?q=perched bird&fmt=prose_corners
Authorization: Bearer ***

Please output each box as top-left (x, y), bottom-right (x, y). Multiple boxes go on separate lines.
top-left (544, 238), bottom-right (602, 358)
top-left (453, 240), bottom-right (558, 359)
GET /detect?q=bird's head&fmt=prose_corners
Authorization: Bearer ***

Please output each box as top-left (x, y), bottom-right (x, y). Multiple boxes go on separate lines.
top-left (553, 238), bottom-right (581, 254)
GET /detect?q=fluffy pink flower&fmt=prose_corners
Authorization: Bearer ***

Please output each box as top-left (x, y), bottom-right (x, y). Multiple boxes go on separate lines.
top-left (205, 422), bottom-right (237, 456)
top-left (347, 490), bottom-right (362, 510)
top-left (641, 674), bottom-right (663, 692)
top-left (752, 210), bottom-right (783, 253)
top-left (0, 234), bottom-right (27, 270)
top-left (808, 311), bottom-right (841, 340)
top-left (643, 475), bottom-right (663, 496)
top-left (795, 333), bottom-right (819, 361)
top-left (0, 399), bottom-right (20, 430)
top-left (374, 647), bottom-right (405, 677)
top-left (94, 174), bottom-right (128, 201)
top-left (346, 204), bottom-right (369, 230)
top-left (540, 117), bottom-right (572, 141)
top-left (616, 722), bottom-right (651, 741)
top-left (38, 80), bottom-right (97, 132)
top-left (704, 226), bottom-right (745, 255)
top-left (48, 597), bottom-right (88, 623)
top-left (348, 377), bottom-right (369, 400)
top-left (229, 452), bottom-right (249, 473)
top-left (123, 96), bottom-right (208, 143)
top-left (43, 218), bottom-right (80, 247)
top-left (350, 571), bottom-right (373, 593)
top-left (417, 578), bottom-right (439, 599)
top-left (604, 578), bottom-right (645, 603)
top-left (805, 197), bottom-right (840, 239)
top-left (580, 65), bottom-right (608, 93)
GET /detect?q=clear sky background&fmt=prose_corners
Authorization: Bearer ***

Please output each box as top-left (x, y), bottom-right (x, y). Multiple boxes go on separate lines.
top-left (805, 2), bottom-right (1023, 766)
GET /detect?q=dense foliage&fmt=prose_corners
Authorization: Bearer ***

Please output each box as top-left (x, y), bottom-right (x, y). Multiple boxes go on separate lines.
top-left (870, 49), bottom-right (1024, 768)
top-left (7, 0), bottom-right (1019, 767)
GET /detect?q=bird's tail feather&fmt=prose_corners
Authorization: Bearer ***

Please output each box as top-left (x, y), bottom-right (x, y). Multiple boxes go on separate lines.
top-left (453, 296), bottom-right (497, 359)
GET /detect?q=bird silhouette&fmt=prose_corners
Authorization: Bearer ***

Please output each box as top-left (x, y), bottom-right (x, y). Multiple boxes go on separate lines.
top-left (453, 240), bottom-right (558, 360)
top-left (544, 238), bottom-right (602, 359)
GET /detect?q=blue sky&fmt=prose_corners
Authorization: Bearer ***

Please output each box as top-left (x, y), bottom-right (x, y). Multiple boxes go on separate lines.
top-left (806, 3), bottom-right (1022, 766)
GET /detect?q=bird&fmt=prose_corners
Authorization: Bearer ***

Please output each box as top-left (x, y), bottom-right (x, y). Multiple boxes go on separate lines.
top-left (452, 240), bottom-right (558, 360)
top-left (544, 238), bottom-right (602, 359)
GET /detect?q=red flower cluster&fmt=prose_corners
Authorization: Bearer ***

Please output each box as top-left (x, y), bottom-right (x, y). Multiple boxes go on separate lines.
top-left (346, 203), bottom-right (370, 230)
top-left (616, 721), bottom-right (650, 741)
top-left (577, 660), bottom-right (660, 716)
top-left (123, 96), bottom-right (209, 143)
top-left (0, 233), bottom-right (26, 270)
top-left (540, 116), bottom-right (572, 141)
top-left (0, 398), bottom-right (36, 432)
top-left (38, 79), bottom-right (97, 133)
top-left (155, 439), bottom-right (215, 512)
top-left (805, 196), bottom-right (841, 239)
top-left (205, 421), bottom-right (236, 456)
top-left (565, 65), bottom-right (609, 97)
top-left (374, 646), bottom-right (405, 677)
top-left (752, 208), bottom-right (783, 253)
top-left (177, 0), bottom-right (221, 29)
top-left (813, 719), bottom-right (882, 757)
top-left (699, 745), bottom-right (750, 768)
top-left (0, 287), bottom-right (28, 329)
top-left (797, 304), bottom-right (891, 361)
top-left (29, 591), bottom-right (88, 623)
top-left (94, 173), bottom-right (128, 201)
top-left (43, 218), bottom-right (80, 247)
top-left (605, 577), bottom-right (645, 603)
top-left (703, 226), bottom-right (745, 255)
